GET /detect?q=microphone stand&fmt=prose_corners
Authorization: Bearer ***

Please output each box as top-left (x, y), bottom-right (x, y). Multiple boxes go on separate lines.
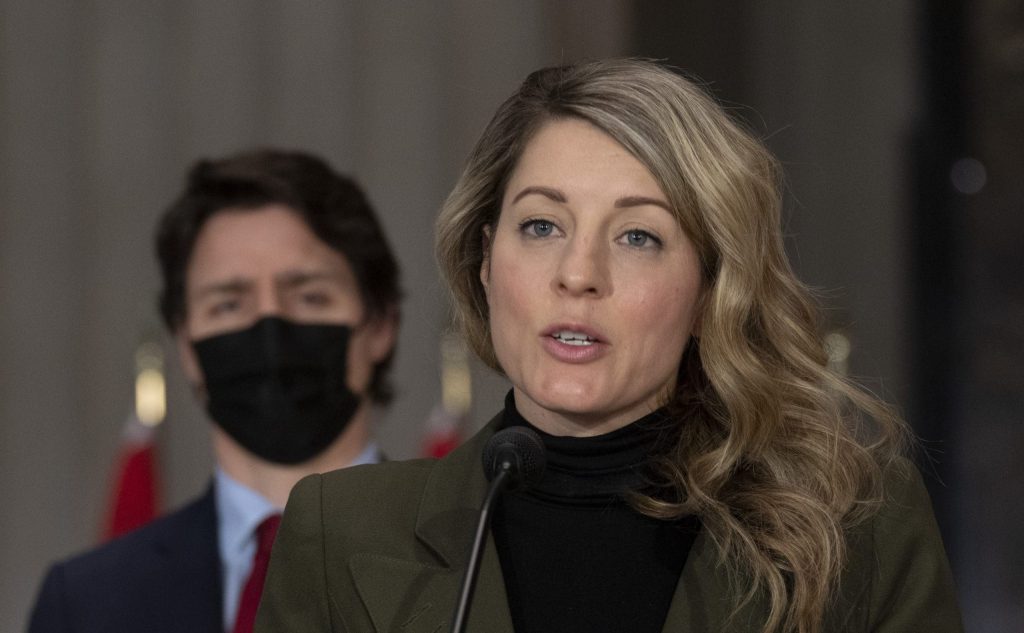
top-left (449, 463), bottom-right (511, 633)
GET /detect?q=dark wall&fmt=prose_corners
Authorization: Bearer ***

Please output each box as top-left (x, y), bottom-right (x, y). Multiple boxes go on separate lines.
top-left (945, 0), bottom-right (1024, 629)
top-left (632, 2), bottom-right (1024, 630)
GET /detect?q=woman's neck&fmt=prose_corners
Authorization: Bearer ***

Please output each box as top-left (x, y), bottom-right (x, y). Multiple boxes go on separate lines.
top-left (510, 386), bottom-right (666, 437)
top-left (502, 389), bottom-right (670, 505)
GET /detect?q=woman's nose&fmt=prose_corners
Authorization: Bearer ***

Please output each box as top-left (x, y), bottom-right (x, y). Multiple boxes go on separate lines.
top-left (553, 235), bottom-right (609, 297)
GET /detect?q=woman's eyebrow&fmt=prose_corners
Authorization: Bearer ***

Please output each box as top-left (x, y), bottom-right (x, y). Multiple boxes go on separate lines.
top-left (511, 186), bottom-right (566, 204)
top-left (615, 195), bottom-right (670, 211)
top-left (511, 187), bottom-right (669, 212)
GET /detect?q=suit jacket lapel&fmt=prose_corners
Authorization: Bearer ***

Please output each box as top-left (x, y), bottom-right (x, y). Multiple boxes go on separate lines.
top-left (350, 414), bottom-right (514, 633)
top-left (148, 486), bottom-right (223, 633)
top-left (351, 412), bottom-right (770, 633)
top-left (349, 553), bottom-right (460, 633)
top-left (662, 528), bottom-right (767, 633)
top-left (465, 532), bottom-right (515, 633)
top-left (414, 413), bottom-right (514, 633)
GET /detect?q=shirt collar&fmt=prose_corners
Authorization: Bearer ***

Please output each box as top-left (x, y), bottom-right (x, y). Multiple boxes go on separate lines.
top-left (349, 440), bottom-right (382, 467)
top-left (214, 440), bottom-right (382, 555)
top-left (214, 467), bottom-right (280, 563)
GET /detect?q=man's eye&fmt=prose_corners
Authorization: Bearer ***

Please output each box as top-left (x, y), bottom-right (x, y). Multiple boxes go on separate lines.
top-left (301, 292), bottom-right (330, 306)
top-left (521, 219), bottom-right (555, 238)
top-left (209, 299), bottom-right (240, 316)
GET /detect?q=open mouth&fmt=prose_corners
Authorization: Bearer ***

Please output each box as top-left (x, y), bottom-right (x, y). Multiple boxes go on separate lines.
top-left (551, 331), bottom-right (598, 346)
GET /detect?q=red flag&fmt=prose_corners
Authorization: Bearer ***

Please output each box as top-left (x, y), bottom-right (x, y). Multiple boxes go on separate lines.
top-left (424, 333), bottom-right (472, 458)
top-left (102, 415), bottom-right (160, 540)
top-left (421, 403), bottom-right (465, 458)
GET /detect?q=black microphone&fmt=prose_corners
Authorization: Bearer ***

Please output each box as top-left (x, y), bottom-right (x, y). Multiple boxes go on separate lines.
top-left (482, 426), bottom-right (546, 491)
top-left (450, 427), bottom-right (546, 633)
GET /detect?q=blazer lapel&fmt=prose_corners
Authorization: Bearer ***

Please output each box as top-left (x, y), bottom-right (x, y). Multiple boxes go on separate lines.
top-left (350, 414), bottom-right (515, 633)
top-left (465, 532), bottom-right (515, 633)
top-left (349, 553), bottom-right (460, 633)
top-left (661, 529), bottom-right (766, 633)
top-left (349, 412), bottom-right (774, 633)
top-left (147, 486), bottom-right (223, 633)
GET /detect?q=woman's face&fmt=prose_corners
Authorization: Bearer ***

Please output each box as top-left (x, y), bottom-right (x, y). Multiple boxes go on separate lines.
top-left (482, 118), bottom-right (703, 436)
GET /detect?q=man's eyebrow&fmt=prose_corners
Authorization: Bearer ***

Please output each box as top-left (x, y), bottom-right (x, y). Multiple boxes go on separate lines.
top-left (191, 278), bottom-right (251, 300)
top-left (614, 195), bottom-right (671, 211)
top-left (511, 186), bottom-right (567, 205)
top-left (276, 269), bottom-right (346, 287)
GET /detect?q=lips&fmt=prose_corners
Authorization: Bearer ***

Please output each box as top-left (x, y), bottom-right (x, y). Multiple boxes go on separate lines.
top-left (541, 324), bottom-right (608, 362)
top-left (543, 324), bottom-right (604, 343)
top-left (551, 330), bottom-right (597, 346)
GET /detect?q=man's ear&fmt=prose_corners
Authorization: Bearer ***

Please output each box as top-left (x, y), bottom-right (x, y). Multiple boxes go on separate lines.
top-left (480, 225), bottom-right (493, 294)
top-left (365, 306), bottom-right (399, 364)
top-left (175, 328), bottom-right (204, 391)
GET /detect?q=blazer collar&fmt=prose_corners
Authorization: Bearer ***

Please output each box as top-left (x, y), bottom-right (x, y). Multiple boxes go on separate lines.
top-left (410, 412), bottom-right (516, 633)
top-left (366, 412), bottom-right (766, 633)
top-left (664, 528), bottom-right (767, 632)
top-left (346, 414), bottom-right (512, 633)
top-left (146, 485), bottom-right (224, 633)
top-left (414, 413), bottom-right (503, 565)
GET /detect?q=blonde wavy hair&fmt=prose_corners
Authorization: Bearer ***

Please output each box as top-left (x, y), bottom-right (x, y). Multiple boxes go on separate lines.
top-left (435, 58), bottom-right (907, 633)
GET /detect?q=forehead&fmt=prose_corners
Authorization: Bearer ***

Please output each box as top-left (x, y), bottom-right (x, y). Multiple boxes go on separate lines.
top-left (185, 204), bottom-right (354, 288)
top-left (503, 118), bottom-right (666, 205)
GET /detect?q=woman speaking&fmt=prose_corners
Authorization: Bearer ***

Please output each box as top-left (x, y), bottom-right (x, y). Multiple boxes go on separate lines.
top-left (256, 59), bottom-right (962, 633)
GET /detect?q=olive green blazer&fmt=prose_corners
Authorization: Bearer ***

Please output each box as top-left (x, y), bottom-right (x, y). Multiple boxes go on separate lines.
top-left (256, 415), bottom-right (963, 633)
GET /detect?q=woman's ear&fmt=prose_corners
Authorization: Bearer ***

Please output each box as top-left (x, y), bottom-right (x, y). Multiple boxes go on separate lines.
top-left (479, 225), bottom-right (493, 294)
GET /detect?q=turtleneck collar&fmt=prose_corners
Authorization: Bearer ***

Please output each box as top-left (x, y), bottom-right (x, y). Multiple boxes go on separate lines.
top-left (500, 390), bottom-right (669, 506)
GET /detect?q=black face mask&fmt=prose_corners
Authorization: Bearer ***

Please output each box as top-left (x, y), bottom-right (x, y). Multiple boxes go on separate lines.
top-left (192, 317), bottom-right (360, 465)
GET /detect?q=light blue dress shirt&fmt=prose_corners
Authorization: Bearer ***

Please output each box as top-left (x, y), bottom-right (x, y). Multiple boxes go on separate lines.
top-left (214, 442), bottom-right (381, 631)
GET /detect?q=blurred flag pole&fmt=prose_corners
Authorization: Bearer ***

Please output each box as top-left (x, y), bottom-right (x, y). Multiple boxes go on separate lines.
top-left (421, 331), bottom-right (471, 458)
top-left (102, 339), bottom-right (165, 540)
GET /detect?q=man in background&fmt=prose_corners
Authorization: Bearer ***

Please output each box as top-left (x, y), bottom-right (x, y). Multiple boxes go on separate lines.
top-left (28, 149), bottom-right (401, 633)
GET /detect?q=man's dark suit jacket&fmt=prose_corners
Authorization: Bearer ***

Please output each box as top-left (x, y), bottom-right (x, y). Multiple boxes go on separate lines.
top-left (256, 414), bottom-right (963, 633)
top-left (28, 488), bottom-right (223, 633)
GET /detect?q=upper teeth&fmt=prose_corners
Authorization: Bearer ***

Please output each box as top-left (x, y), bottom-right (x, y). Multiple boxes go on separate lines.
top-left (554, 331), bottom-right (595, 346)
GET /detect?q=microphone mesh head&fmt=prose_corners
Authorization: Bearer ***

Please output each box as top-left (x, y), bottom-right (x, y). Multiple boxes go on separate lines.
top-left (481, 426), bottom-right (546, 491)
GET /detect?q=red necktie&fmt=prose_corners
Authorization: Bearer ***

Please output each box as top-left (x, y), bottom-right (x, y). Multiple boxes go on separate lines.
top-left (232, 514), bottom-right (282, 633)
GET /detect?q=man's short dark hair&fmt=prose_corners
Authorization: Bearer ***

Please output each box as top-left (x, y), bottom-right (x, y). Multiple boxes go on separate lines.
top-left (156, 148), bottom-right (401, 404)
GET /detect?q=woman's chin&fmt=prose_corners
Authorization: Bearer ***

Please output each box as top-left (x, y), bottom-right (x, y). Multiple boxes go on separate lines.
top-left (517, 382), bottom-right (598, 414)
top-left (514, 385), bottom-right (646, 435)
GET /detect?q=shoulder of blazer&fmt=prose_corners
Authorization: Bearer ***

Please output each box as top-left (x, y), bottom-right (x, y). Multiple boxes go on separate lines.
top-left (670, 456), bottom-right (963, 633)
top-left (824, 456), bottom-right (964, 632)
top-left (63, 485), bottom-right (217, 576)
top-left (275, 413), bottom-right (512, 633)
top-left (28, 485), bottom-right (222, 633)
top-left (314, 412), bottom-right (503, 567)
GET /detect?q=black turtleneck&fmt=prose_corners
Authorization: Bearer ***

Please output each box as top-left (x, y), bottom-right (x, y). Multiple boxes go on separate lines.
top-left (492, 392), bottom-right (700, 633)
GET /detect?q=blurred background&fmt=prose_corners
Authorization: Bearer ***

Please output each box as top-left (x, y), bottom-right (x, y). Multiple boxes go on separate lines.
top-left (1, 1), bottom-right (1020, 630)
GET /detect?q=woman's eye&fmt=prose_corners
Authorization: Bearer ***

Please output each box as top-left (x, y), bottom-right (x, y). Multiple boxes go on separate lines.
top-left (521, 219), bottom-right (555, 238)
top-left (622, 229), bottom-right (660, 248)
